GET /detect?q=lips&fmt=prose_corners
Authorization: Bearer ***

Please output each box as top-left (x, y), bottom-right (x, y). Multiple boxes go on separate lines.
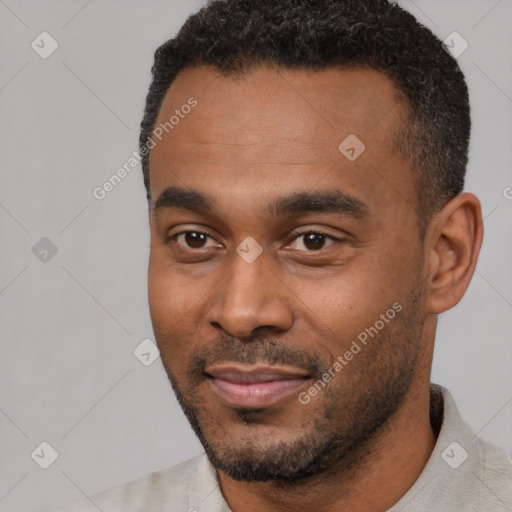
top-left (205, 363), bottom-right (310, 408)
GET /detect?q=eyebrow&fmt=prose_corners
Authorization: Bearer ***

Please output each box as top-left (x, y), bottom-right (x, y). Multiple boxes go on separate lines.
top-left (153, 185), bottom-right (368, 220)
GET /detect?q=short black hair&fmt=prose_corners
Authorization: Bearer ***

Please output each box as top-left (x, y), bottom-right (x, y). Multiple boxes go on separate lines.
top-left (139, 0), bottom-right (470, 231)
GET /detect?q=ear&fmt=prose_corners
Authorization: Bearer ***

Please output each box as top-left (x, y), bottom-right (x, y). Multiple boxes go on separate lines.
top-left (425, 193), bottom-right (484, 315)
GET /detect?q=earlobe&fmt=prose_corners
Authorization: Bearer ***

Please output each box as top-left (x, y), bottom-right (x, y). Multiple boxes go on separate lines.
top-left (426, 193), bottom-right (483, 315)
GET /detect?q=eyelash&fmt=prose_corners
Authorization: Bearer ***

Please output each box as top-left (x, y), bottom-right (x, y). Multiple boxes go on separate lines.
top-left (168, 229), bottom-right (341, 252)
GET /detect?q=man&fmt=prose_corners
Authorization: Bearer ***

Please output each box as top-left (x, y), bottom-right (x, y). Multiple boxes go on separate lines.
top-left (57, 0), bottom-right (512, 510)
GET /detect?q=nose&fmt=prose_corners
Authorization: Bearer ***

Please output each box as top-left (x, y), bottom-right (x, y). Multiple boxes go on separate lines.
top-left (205, 249), bottom-right (294, 339)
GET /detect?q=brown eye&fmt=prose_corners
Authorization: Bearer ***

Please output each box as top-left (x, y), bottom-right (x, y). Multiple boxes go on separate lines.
top-left (290, 232), bottom-right (338, 251)
top-left (173, 231), bottom-right (216, 249)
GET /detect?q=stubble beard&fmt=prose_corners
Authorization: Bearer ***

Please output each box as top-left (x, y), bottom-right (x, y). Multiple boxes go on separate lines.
top-left (157, 285), bottom-right (426, 485)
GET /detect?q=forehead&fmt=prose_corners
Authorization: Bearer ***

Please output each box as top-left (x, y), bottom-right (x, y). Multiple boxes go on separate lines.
top-left (149, 64), bottom-right (415, 221)
top-left (152, 64), bottom-right (403, 151)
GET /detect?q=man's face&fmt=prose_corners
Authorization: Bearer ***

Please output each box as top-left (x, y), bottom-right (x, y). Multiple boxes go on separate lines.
top-left (148, 65), bottom-right (429, 482)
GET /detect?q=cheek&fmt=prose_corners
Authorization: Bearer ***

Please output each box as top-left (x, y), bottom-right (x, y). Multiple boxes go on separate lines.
top-left (290, 255), bottom-right (412, 360)
top-left (148, 254), bottom-right (199, 337)
top-left (294, 262), bottom-right (389, 321)
top-left (148, 271), bottom-right (191, 380)
top-left (148, 253), bottom-right (217, 371)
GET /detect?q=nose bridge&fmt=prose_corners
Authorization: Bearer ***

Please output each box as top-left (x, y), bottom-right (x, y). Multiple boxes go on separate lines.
top-left (222, 249), bottom-right (273, 317)
top-left (206, 247), bottom-right (293, 338)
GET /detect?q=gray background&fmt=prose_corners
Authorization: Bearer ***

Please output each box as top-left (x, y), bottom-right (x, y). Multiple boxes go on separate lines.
top-left (0, 1), bottom-right (511, 510)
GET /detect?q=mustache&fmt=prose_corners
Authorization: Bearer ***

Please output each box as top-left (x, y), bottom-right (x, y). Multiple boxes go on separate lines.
top-left (187, 336), bottom-right (329, 382)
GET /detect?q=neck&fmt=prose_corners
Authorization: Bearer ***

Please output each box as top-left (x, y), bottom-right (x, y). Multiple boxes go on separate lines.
top-left (218, 372), bottom-right (437, 512)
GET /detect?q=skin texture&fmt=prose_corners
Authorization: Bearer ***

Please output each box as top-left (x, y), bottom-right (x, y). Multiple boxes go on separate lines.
top-left (147, 65), bottom-right (483, 511)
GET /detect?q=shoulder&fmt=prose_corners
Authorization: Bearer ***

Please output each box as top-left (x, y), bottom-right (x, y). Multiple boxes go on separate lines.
top-left (390, 385), bottom-right (512, 511)
top-left (473, 435), bottom-right (512, 509)
top-left (428, 385), bottom-right (512, 509)
top-left (54, 454), bottom-right (206, 511)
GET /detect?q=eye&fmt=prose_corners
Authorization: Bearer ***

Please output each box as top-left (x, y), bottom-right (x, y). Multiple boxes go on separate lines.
top-left (169, 229), bottom-right (340, 252)
top-left (288, 231), bottom-right (339, 251)
top-left (170, 230), bottom-right (218, 250)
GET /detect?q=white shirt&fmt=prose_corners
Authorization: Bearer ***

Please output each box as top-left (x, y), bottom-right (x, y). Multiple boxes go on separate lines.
top-left (54, 384), bottom-right (512, 511)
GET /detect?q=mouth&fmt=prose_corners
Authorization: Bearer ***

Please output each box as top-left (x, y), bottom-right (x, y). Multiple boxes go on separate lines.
top-left (205, 363), bottom-right (311, 408)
